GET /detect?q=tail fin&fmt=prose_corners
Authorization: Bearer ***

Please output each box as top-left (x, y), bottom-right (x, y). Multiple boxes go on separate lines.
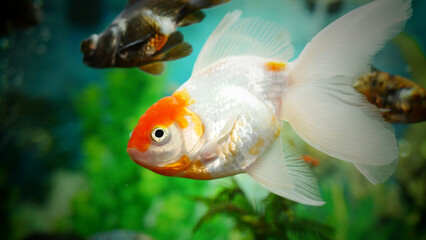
top-left (281, 0), bottom-right (412, 183)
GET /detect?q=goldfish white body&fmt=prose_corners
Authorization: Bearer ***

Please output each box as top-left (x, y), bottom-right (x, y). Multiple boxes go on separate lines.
top-left (180, 56), bottom-right (286, 177)
top-left (128, 0), bottom-right (412, 205)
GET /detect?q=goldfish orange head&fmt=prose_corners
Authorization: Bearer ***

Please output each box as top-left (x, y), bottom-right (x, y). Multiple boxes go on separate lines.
top-left (127, 90), bottom-right (204, 176)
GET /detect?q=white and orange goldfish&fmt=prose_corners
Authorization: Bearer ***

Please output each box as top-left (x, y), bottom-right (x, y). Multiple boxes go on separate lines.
top-left (128, 0), bottom-right (412, 205)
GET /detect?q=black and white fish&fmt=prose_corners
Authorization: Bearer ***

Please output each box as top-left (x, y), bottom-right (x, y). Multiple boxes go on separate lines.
top-left (80, 0), bottom-right (230, 75)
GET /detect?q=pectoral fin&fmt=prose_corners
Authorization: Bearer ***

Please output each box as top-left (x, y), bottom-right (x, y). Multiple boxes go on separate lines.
top-left (199, 114), bottom-right (240, 160)
top-left (150, 31), bottom-right (192, 62)
top-left (157, 31), bottom-right (184, 54)
top-left (119, 34), bottom-right (151, 53)
top-left (155, 41), bottom-right (192, 62)
top-left (138, 62), bottom-right (165, 75)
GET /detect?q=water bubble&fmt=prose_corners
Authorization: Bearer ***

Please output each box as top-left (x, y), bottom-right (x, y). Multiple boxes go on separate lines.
top-left (398, 139), bottom-right (412, 158)
top-left (25, 28), bottom-right (36, 36)
top-left (0, 59), bottom-right (9, 69)
top-left (405, 65), bottom-right (412, 74)
top-left (13, 75), bottom-right (23, 87)
top-left (40, 27), bottom-right (51, 41)
top-left (36, 44), bottom-right (47, 55)
top-left (34, 0), bottom-right (44, 9)
top-left (30, 128), bottom-right (50, 143)
top-left (421, 141), bottom-right (426, 159)
top-left (0, 38), bottom-right (9, 49)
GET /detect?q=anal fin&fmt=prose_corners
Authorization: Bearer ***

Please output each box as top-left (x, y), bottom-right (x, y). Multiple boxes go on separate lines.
top-left (138, 62), bottom-right (165, 75)
top-left (246, 132), bottom-right (325, 206)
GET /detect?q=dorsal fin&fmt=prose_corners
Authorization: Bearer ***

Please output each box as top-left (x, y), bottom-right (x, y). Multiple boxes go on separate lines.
top-left (192, 10), bottom-right (294, 76)
top-left (189, 0), bottom-right (231, 9)
top-left (176, 10), bottom-right (205, 27)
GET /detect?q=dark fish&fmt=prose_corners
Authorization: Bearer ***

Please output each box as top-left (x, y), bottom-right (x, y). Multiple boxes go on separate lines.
top-left (81, 0), bottom-right (231, 75)
top-left (355, 69), bottom-right (426, 124)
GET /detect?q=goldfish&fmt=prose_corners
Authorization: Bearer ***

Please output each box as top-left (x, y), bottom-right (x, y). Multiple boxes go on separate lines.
top-left (355, 69), bottom-right (426, 123)
top-left (80, 0), bottom-right (231, 75)
top-left (128, 0), bottom-right (412, 205)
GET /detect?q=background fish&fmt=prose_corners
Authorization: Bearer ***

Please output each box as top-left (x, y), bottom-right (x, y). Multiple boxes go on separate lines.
top-left (80, 0), bottom-right (231, 75)
top-left (355, 69), bottom-right (426, 124)
top-left (127, 0), bottom-right (412, 205)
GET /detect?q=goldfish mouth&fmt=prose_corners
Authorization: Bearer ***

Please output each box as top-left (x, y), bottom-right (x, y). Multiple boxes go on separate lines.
top-left (127, 147), bottom-right (152, 168)
top-left (127, 148), bottom-right (192, 177)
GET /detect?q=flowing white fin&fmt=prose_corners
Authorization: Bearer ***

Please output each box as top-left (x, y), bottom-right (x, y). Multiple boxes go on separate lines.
top-left (281, 0), bottom-right (411, 183)
top-left (354, 159), bottom-right (398, 185)
top-left (288, 0), bottom-right (412, 85)
top-left (246, 132), bottom-right (325, 206)
top-left (233, 174), bottom-right (269, 213)
top-left (192, 10), bottom-right (294, 76)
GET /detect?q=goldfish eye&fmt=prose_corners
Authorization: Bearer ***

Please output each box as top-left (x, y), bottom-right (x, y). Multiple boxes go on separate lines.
top-left (151, 126), bottom-right (169, 143)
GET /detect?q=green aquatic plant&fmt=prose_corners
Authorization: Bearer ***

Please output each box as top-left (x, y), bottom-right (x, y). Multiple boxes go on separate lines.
top-left (70, 69), bottom-right (221, 239)
top-left (71, 69), bottom-right (161, 234)
top-left (194, 179), bottom-right (334, 240)
top-left (393, 32), bottom-right (426, 85)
